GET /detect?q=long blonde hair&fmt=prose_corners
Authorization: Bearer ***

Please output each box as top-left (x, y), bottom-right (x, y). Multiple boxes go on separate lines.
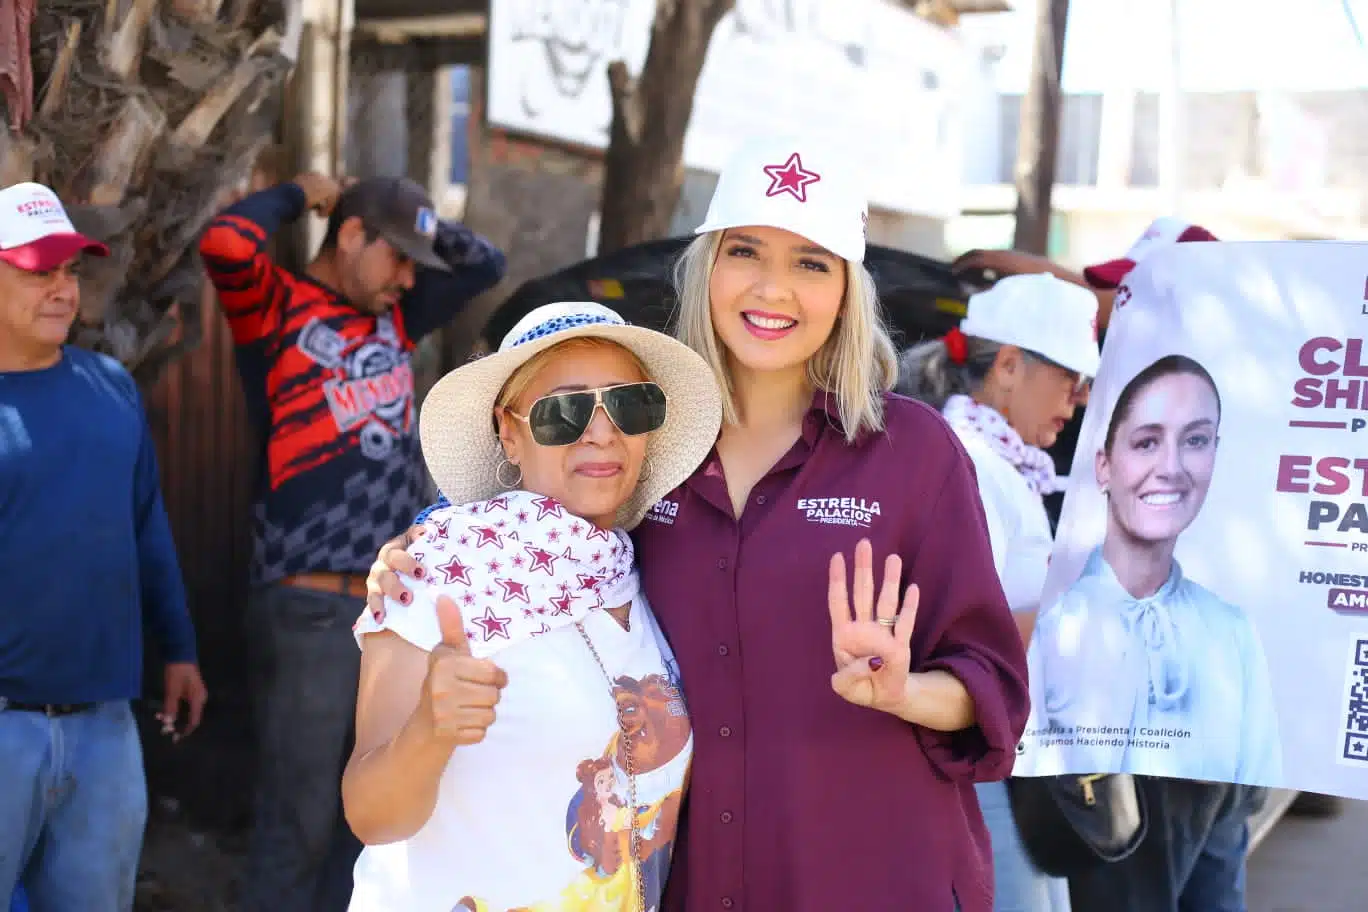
top-left (671, 231), bottom-right (898, 441)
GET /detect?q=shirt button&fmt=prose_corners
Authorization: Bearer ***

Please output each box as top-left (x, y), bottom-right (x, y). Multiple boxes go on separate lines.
top-left (719, 725), bottom-right (731, 737)
top-left (717, 557), bottom-right (728, 570)
top-left (755, 494), bottom-right (767, 505)
top-left (717, 644), bottom-right (729, 656)
top-left (720, 811), bottom-right (734, 823)
top-left (721, 899), bottom-right (734, 910)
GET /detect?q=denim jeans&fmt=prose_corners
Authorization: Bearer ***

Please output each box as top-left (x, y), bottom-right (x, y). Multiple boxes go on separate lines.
top-left (1067, 778), bottom-right (1249, 912)
top-left (0, 700), bottom-right (148, 911)
top-left (240, 584), bottom-right (363, 912)
top-left (976, 781), bottom-right (1072, 912)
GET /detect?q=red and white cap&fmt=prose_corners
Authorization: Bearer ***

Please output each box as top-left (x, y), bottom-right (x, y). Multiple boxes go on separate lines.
top-left (0, 182), bottom-right (109, 272)
top-left (695, 135), bottom-right (868, 263)
top-left (1083, 216), bottom-right (1218, 290)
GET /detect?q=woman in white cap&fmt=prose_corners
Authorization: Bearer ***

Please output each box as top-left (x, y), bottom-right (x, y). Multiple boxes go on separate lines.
top-left (897, 272), bottom-right (1101, 912)
top-left (367, 137), bottom-right (1029, 911)
top-left (341, 301), bottom-right (721, 911)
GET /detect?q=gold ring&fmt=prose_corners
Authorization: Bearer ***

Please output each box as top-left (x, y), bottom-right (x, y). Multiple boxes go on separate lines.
top-left (876, 617), bottom-right (897, 628)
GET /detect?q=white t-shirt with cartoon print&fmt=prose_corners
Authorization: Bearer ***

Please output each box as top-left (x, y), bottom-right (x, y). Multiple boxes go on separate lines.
top-left (348, 498), bottom-right (692, 912)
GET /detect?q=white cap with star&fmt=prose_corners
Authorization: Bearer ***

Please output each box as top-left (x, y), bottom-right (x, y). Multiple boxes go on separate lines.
top-left (694, 135), bottom-right (868, 263)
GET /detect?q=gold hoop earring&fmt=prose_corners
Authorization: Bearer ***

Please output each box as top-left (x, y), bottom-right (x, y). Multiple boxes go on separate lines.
top-left (639, 455), bottom-right (653, 483)
top-left (496, 457), bottom-right (522, 489)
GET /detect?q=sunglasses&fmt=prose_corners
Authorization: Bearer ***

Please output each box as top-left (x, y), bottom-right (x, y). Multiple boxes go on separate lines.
top-left (506, 382), bottom-right (668, 447)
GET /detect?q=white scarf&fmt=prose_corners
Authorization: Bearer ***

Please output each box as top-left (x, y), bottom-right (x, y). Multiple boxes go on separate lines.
top-left (404, 489), bottom-right (638, 657)
top-left (942, 394), bottom-right (1062, 496)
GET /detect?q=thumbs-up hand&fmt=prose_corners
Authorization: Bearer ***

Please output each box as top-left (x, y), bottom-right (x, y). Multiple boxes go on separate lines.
top-left (422, 596), bottom-right (508, 746)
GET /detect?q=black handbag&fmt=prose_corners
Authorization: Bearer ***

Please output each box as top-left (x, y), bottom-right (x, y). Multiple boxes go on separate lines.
top-left (1004, 772), bottom-right (1149, 878)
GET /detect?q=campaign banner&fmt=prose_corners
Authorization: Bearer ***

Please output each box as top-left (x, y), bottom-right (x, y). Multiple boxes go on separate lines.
top-left (1013, 241), bottom-right (1368, 799)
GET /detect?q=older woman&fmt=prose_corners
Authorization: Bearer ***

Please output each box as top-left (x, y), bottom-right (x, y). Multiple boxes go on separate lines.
top-left (341, 302), bottom-right (722, 911)
top-left (898, 271), bottom-right (1100, 912)
top-left (369, 137), bottom-right (1030, 911)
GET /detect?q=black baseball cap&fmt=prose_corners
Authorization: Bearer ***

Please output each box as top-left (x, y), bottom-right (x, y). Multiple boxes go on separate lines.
top-left (329, 176), bottom-right (450, 272)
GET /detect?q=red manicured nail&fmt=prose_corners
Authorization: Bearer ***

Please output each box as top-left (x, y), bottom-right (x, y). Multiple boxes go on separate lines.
top-left (868, 657), bottom-right (884, 671)
top-left (400, 592), bottom-right (411, 605)
top-left (413, 567), bottom-right (425, 580)
top-left (374, 609), bottom-right (386, 622)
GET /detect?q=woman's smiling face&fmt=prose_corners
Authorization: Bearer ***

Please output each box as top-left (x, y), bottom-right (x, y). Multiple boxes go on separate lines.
top-left (707, 225), bottom-right (847, 376)
top-left (1096, 372), bottom-right (1221, 545)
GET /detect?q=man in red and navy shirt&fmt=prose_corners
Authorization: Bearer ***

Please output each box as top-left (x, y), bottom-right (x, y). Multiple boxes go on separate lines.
top-left (200, 173), bottom-right (504, 909)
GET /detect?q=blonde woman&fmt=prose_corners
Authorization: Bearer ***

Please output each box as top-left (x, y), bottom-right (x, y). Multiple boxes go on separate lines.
top-left (368, 137), bottom-right (1030, 911)
top-left (342, 302), bottom-right (721, 910)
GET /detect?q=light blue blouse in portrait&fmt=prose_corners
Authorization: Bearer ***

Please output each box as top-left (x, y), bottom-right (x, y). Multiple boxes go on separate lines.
top-left (1025, 548), bottom-right (1282, 787)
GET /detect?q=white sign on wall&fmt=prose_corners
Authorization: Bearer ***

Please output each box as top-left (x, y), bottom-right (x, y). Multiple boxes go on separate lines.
top-left (486, 0), bottom-right (970, 218)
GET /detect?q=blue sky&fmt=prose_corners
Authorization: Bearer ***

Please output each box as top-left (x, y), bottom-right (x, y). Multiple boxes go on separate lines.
top-left (960, 0), bottom-right (1368, 93)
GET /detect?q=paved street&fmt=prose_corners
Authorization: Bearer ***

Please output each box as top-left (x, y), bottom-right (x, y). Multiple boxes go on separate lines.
top-left (1249, 797), bottom-right (1368, 911)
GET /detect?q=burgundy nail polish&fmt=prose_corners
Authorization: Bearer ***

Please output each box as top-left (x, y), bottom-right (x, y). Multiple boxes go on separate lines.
top-left (375, 610), bottom-right (386, 622)
top-left (400, 592), bottom-right (411, 605)
top-left (413, 567), bottom-right (425, 580)
top-left (868, 657), bottom-right (885, 671)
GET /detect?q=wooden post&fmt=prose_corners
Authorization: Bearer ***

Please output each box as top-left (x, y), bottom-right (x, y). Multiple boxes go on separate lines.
top-left (279, 0), bottom-right (352, 266)
top-left (1011, 0), bottom-right (1070, 255)
top-left (348, 66), bottom-right (407, 178)
top-left (409, 65), bottom-right (452, 195)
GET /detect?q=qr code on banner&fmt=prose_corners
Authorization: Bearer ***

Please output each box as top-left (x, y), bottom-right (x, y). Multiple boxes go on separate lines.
top-left (1339, 638), bottom-right (1368, 765)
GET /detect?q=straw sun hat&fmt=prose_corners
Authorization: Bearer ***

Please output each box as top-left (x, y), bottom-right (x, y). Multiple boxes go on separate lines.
top-left (419, 302), bottom-right (723, 530)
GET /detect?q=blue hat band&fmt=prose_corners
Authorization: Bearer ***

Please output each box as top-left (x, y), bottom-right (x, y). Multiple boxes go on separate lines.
top-left (509, 312), bottom-right (624, 349)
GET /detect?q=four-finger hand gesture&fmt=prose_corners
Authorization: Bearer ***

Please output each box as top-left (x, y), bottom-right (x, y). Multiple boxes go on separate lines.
top-left (828, 539), bottom-right (920, 715)
top-left (423, 596), bottom-right (508, 746)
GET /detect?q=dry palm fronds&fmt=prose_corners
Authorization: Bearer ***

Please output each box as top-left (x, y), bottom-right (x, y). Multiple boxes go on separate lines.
top-left (2, 0), bottom-right (295, 383)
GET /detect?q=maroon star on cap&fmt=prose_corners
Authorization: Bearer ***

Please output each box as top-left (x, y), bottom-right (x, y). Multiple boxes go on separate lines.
top-left (763, 152), bottom-right (821, 203)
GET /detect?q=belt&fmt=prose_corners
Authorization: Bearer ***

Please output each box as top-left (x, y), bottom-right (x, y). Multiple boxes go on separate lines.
top-left (1, 700), bottom-right (95, 716)
top-left (279, 572), bottom-right (368, 599)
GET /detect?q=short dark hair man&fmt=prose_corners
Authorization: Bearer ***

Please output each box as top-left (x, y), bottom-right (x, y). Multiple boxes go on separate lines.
top-left (199, 173), bottom-right (506, 908)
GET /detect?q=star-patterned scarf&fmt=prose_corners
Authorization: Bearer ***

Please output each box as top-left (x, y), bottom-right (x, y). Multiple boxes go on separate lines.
top-left (405, 489), bottom-right (639, 658)
top-left (942, 394), bottom-right (1062, 496)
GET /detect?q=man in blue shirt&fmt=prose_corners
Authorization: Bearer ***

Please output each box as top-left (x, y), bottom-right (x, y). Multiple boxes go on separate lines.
top-left (0, 181), bottom-right (207, 910)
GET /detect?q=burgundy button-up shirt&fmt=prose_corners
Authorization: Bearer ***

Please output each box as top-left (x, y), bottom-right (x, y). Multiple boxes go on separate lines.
top-left (633, 392), bottom-right (1029, 912)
